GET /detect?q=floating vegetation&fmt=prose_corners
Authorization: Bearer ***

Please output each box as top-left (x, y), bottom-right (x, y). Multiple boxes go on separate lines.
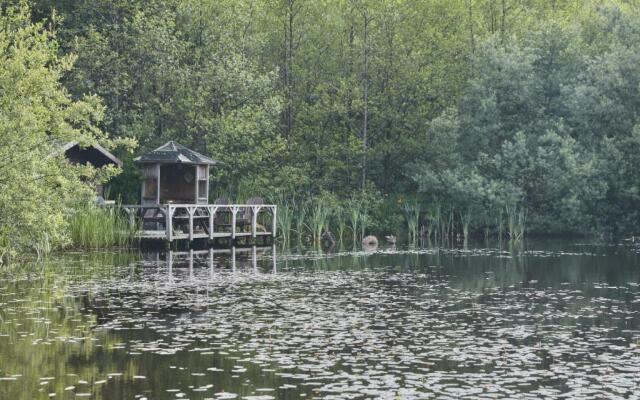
top-left (0, 243), bottom-right (639, 399)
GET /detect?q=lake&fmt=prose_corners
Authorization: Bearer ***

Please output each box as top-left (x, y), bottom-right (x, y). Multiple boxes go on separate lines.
top-left (0, 241), bottom-right (639, 399)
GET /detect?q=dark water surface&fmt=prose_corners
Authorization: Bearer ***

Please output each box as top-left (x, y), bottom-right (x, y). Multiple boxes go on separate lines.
top-left (0, 241), bottom-right (639, 399)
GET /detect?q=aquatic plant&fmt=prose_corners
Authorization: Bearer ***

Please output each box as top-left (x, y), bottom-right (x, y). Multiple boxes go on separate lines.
top-left (402, 198), bottom-right (421, 245)
top-left (309, 201), bottom-right (331, 246)
top-left (334, 205), bottom-right (347, 246)
top-left (346, 197), bottom-right (364, 245)
top-left (275, 196), bottom-right (294, 248)
top-left (66, 203), bottom-right (138, 249)
top-left (506, 204), bottom-right (526, 241)
top-left (294, 201), bottom-right (308, 244)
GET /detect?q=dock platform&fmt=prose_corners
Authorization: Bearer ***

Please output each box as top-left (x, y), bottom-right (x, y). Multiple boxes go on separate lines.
top-left (120, 204), bottom-right (277, 243)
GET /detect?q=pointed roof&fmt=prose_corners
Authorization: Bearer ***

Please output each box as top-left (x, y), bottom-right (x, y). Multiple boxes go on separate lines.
top-left (134, 141), bottom-right (218, 165)
top-left (60, 141), bottom-right (123, 168)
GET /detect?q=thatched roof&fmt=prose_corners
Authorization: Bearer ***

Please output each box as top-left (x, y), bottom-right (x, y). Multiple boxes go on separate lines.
top-left (134, 141), bottom-right (218, 165)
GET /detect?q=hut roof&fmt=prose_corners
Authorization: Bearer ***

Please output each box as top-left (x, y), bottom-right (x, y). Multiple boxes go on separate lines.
top-left (61, 141), bottom-right (123, 168)
top-left (134, 141), bottom-right (218, 165)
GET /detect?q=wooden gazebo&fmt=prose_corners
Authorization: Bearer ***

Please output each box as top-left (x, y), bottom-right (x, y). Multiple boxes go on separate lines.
top-left (122, 141), bottom-right (277, 244)
top-left (134, 141), bottom-right (216, 206)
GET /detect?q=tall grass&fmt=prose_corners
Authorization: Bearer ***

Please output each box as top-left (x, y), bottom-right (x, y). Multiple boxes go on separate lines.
top-left (506, 204), bottom-right (526, 242)
top-left (276, 196), bottom-right (294, 248)
top-left (67, 203), bottom-right (137, 249)
top-left (294, 201), bottom-right (308, 244)
top-left (309, 201), bottom-right (330, 246)
top-left (402, 199), bottom-right (420, 245)
top-left (334, 204), bottom-right (347, 246)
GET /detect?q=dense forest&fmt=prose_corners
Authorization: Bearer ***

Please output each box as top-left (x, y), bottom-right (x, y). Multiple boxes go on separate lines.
top-left (2, 0), bottom-right (640, 255)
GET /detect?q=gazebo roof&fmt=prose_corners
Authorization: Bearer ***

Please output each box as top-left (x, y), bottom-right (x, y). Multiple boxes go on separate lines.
top-left (134, 141), bottom-right (218, 165)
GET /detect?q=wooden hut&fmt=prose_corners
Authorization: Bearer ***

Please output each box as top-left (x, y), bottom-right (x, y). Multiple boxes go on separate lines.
top-left (134, 141), bottom-right (218, 206)
top-left (61, 141), bottom-right (123, 199)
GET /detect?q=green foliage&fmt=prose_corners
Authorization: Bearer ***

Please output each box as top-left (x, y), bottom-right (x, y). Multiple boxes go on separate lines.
top-left (66, 203), bottom-right (137, 249)
top-left (4, 0), bottom-right (640, 258)
top-left (0, 5), bottom-right (130, 261)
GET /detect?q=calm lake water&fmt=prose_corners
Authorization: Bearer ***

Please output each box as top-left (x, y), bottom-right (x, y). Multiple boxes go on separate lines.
top-left (0, 241), bottom-right (639, 399)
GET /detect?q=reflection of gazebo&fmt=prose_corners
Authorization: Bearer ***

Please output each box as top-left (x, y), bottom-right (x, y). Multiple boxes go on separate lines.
top-left (134, 141), bottom-right (218, 205)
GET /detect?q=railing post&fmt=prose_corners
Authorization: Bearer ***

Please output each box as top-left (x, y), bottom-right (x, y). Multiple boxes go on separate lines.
top-left (231, 206), bottom-right (239, 239)
top-left (208, 206), bottom-right (218, 240)
top-left (251, 206), bottom-right (261, 238)
top-left (188, 206), bottom-right (195, 241)
top-left (272, 206), bottom-right (277, 238)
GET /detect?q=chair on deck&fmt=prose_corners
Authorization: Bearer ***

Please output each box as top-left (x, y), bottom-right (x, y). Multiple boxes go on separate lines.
top-left (237, 197), bottom-right (264, 227)
top-left (213, 197), bottom-right (232, 230)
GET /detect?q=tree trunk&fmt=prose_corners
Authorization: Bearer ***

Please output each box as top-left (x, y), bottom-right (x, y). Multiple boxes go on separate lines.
top-left (362, 8), bottom-right (370, 189)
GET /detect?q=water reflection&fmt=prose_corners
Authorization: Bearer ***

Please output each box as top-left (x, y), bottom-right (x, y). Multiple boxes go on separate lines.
top-left (0, 242), bottom-right (639, 399)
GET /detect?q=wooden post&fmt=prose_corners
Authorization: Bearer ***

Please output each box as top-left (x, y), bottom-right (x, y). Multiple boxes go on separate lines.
top-left (251, 206), bottom-right (261, 238)
top-left (208, 206), bottom-right (218, 240)
top-left (188, 206), bottom-right (195, 241)
top-left (165, 205), bottom-right (173, 242)
top-left (272, 206), bottom-right (277, 238)
top-left (231, 206), bottom-right (239, 239)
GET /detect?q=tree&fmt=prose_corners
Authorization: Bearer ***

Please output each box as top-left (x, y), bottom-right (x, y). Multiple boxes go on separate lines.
top-left (0, 5), bottom-right (125, 259)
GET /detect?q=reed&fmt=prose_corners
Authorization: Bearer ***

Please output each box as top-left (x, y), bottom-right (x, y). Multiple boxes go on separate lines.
top-left (402, 199), bottom-right (421, 245)
top-left (346, 197), bottom-right (363, 245)
top-left (66, 203), bottom-right (137, 249)
top-left (309, 201), bottom-right (331, 245)
top-left (334, 205), bottom-right (347, 245)
top-left (506, 204), bottom-right (526, 241)
top-left (294, 201), bottom-right (308, 244)
top-left (276, 198), bottom-right (294, 248)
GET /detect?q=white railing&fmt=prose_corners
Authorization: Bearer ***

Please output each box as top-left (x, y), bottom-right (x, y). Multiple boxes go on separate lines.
top-left (120, 204), bottom-right (277, 242)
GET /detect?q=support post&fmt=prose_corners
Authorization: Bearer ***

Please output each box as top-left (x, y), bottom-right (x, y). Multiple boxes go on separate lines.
top-left (251, 206), bottom-right (261, 238)
top-left (188, 206), bottom-right (195, 241)
top-left (208, 206), bottom-right (218, 240)
top-left (231, 206), bottom-right (239, 239)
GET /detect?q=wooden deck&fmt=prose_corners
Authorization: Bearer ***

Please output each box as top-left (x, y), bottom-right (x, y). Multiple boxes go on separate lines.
top-left (121, 203), bottom-right (277, 243)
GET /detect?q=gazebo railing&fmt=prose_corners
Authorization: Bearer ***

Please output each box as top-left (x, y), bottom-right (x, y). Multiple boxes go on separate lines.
top-left (120, 204), bottom-right (277, 242)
